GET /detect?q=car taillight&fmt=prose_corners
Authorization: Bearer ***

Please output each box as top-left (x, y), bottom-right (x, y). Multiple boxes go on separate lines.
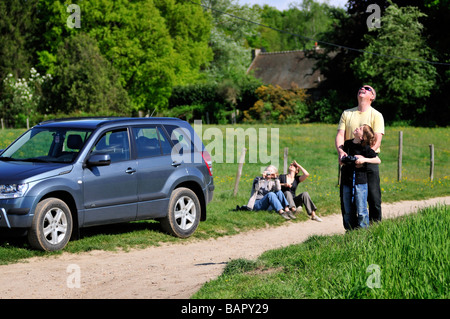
top-left (202, 151), bottom-right (213, 176)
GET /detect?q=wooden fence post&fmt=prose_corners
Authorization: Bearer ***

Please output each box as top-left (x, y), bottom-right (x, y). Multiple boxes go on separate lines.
top-left (429, 144), bottom-right (434, 181)
top-left (1, 118), bottom-right (4, 130)
top-left (398, 131), bottom-right (403, 181)
top-left (233, 147), bottom-right (246, 196)
top-left (231, 111), bottom-right (236, 124)
top-left (283, 147), bottom-right (288, 174)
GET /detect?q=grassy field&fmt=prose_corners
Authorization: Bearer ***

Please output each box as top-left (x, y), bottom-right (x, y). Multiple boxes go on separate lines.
top-left (192, 205), bottom-right (449, 299)
top-left (0, 124), bottom-right (449, 264)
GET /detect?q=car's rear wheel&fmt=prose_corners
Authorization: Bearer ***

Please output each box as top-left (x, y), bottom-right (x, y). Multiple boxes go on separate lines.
top-left (28, 198), bottom-right (73, 251)
top-left (161, 187), bottom-right (200, 238)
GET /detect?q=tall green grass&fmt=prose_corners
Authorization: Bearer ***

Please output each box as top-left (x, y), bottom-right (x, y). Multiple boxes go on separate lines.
top-left (193, 205), bottom-right (449, 299)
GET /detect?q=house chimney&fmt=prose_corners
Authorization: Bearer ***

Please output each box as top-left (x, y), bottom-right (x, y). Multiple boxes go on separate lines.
top-left (251, 48), bottom-right (261, 61)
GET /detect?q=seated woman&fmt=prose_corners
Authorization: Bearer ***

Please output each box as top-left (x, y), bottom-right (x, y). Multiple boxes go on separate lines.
top-left (279, 160), bottom-right (322, 222)
top-left (246, 165), bottom-right (292, 220)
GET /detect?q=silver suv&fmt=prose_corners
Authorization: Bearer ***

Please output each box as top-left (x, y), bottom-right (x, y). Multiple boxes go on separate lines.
top-left (0, 117), bottom-right (214, 251)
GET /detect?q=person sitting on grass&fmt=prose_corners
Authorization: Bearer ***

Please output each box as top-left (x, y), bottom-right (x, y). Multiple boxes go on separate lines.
top-left (246, 165), bottom-right (292, 220)
top-left (279, 160), bottom-right (322, 222)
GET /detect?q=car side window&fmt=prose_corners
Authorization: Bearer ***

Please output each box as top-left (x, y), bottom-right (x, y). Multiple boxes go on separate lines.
top-left (158, 127), bottom-right (173, 155)
top-left (92, 129), bottom-right (130, 162)
top-left (133, 126), bottom-right (172, 158)
top-left (163, 125), bottom-right (193, 153)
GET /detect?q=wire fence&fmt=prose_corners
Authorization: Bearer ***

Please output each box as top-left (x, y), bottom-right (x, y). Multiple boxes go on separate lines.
top-left (216, 131), bottom-right (449, 197)
top-left (1, 117), bottom-right (31, 130)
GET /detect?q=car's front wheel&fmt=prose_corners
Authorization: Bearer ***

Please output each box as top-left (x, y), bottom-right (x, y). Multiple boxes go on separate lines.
top-left (27, 198), bottom-right (73, 251)
top-left (161, 187), bottom-right (200, 238)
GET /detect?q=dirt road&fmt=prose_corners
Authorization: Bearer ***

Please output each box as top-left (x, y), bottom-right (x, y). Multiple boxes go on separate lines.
top-left (0, 196), bottom-right (448, 299)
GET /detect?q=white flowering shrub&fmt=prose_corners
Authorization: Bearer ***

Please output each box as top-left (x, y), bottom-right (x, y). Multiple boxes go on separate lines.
top-left (0, 68), bottom-right (52, 128)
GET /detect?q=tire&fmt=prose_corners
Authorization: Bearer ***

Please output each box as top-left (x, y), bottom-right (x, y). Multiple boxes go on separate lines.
top-left (161, 187), bottom-right (200, 238)
top-left (27, 198), bottom-right (73, 251)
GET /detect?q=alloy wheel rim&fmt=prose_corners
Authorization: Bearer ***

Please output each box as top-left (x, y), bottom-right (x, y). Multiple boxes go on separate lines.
top-left (42, 208), bottom-right (68, 245)
top-left (174, 196), bottom-right (196, 230)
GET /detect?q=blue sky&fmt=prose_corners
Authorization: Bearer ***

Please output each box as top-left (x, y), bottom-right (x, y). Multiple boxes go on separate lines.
top-left (237, 0), bottom-right (348, 11)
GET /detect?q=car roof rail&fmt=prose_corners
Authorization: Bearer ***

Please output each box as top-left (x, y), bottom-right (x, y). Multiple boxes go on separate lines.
top-left (38, 117), bottom-right (123, 125)
top-left (37, 116), bottom-right (183, 127)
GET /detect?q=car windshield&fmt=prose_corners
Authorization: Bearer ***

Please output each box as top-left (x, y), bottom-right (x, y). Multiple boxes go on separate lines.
top-left (0, 127), bottom-right (92, 163)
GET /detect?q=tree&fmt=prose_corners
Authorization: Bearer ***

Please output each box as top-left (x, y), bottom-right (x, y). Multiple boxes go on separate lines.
top-left (286, 0), bottom-right (336, 50)
top-left (36, 0), bottom-right (213, 114)
top-left (351, 2), bottom-right (437, 121)
top-left (247, 5), bottom-right (285, 52)
top-left (419, 0), bottom-right (450, 125)
top-left (0, 0), bottom-right (39, 96)
top-left (247, 0), bottom-right (337, 52)
top-left (202, 0), bottom-right (261, 83)
top-left (40, 34), bottom-right (130, 117)
top-left (156, 0), bottom-right (213, 86)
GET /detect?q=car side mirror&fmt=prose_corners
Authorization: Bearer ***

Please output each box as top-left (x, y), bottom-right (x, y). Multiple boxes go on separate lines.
top-left (87, 154), bottom-right (111, 166)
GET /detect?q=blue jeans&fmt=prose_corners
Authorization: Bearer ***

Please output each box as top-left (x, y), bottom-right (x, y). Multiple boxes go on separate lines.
top-left (254, 190), bottom-right (289, 212)
top-left (342, 184), bottom-right (369, 230)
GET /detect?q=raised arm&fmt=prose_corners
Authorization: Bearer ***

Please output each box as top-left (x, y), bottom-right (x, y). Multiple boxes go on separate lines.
top-left (335, 129), bottom-right (347, 162)
top-left (293, 161), bottom-right (310, 183)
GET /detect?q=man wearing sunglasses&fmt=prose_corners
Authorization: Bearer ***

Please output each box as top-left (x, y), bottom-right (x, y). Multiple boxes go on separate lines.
top-left (335, 85), bottom-right (385, 224)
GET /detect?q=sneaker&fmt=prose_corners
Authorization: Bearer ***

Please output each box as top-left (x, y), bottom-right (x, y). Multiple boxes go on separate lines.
top-left (280, 212), bottom-right (291, 220)
top-left (287, 211), bottom-right (296, 219)
top-left (311, 215), bottom-right (322, 222)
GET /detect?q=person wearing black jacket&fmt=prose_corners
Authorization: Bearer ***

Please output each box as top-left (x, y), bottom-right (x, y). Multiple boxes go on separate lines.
top-left (279, 160), bottom-right (322, 222)
top-left (341, 125), bottom-right (381, 230)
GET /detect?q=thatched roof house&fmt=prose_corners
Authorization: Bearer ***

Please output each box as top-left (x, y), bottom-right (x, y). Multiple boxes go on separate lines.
top-left (247, 48), bottom-right (331, 99)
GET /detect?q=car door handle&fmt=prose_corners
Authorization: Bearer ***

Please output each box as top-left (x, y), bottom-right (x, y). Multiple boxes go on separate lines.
top-left (171, 161), bottom-right (182, 167)
top-left (125, 167), bottom-right (136, 174)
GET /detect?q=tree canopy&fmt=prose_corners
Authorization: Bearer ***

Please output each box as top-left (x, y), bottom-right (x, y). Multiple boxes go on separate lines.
top-left (352, 2), bottom-right (437, 121)
top-left (33, 0), bottom-right (213, 113)
top-left (0, 0), bottom-right (449, 126)
top-left (40, 33), bottom-right (130, 116)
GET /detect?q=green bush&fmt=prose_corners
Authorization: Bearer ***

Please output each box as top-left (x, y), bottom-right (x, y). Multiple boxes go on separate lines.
top-left (244, 84), bottom-right (310, 123)
top-left (169, 83), bottom-right (221, 107)
top-left (310, 90), bottom-right (344, 124)
top-left (159, 104), bottom-right (205, 122)
top-left (167, 77), bottom-right (261, 124)
top-left (0, 68), bottom-right (51, 128)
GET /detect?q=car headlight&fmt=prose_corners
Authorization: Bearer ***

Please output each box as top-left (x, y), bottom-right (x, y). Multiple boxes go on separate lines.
top-left (0, 183), bottom-right (29, 199)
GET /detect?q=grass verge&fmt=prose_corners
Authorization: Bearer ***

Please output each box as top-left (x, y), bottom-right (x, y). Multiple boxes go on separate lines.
top-left (192, 205), bottom-right (449, 299)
